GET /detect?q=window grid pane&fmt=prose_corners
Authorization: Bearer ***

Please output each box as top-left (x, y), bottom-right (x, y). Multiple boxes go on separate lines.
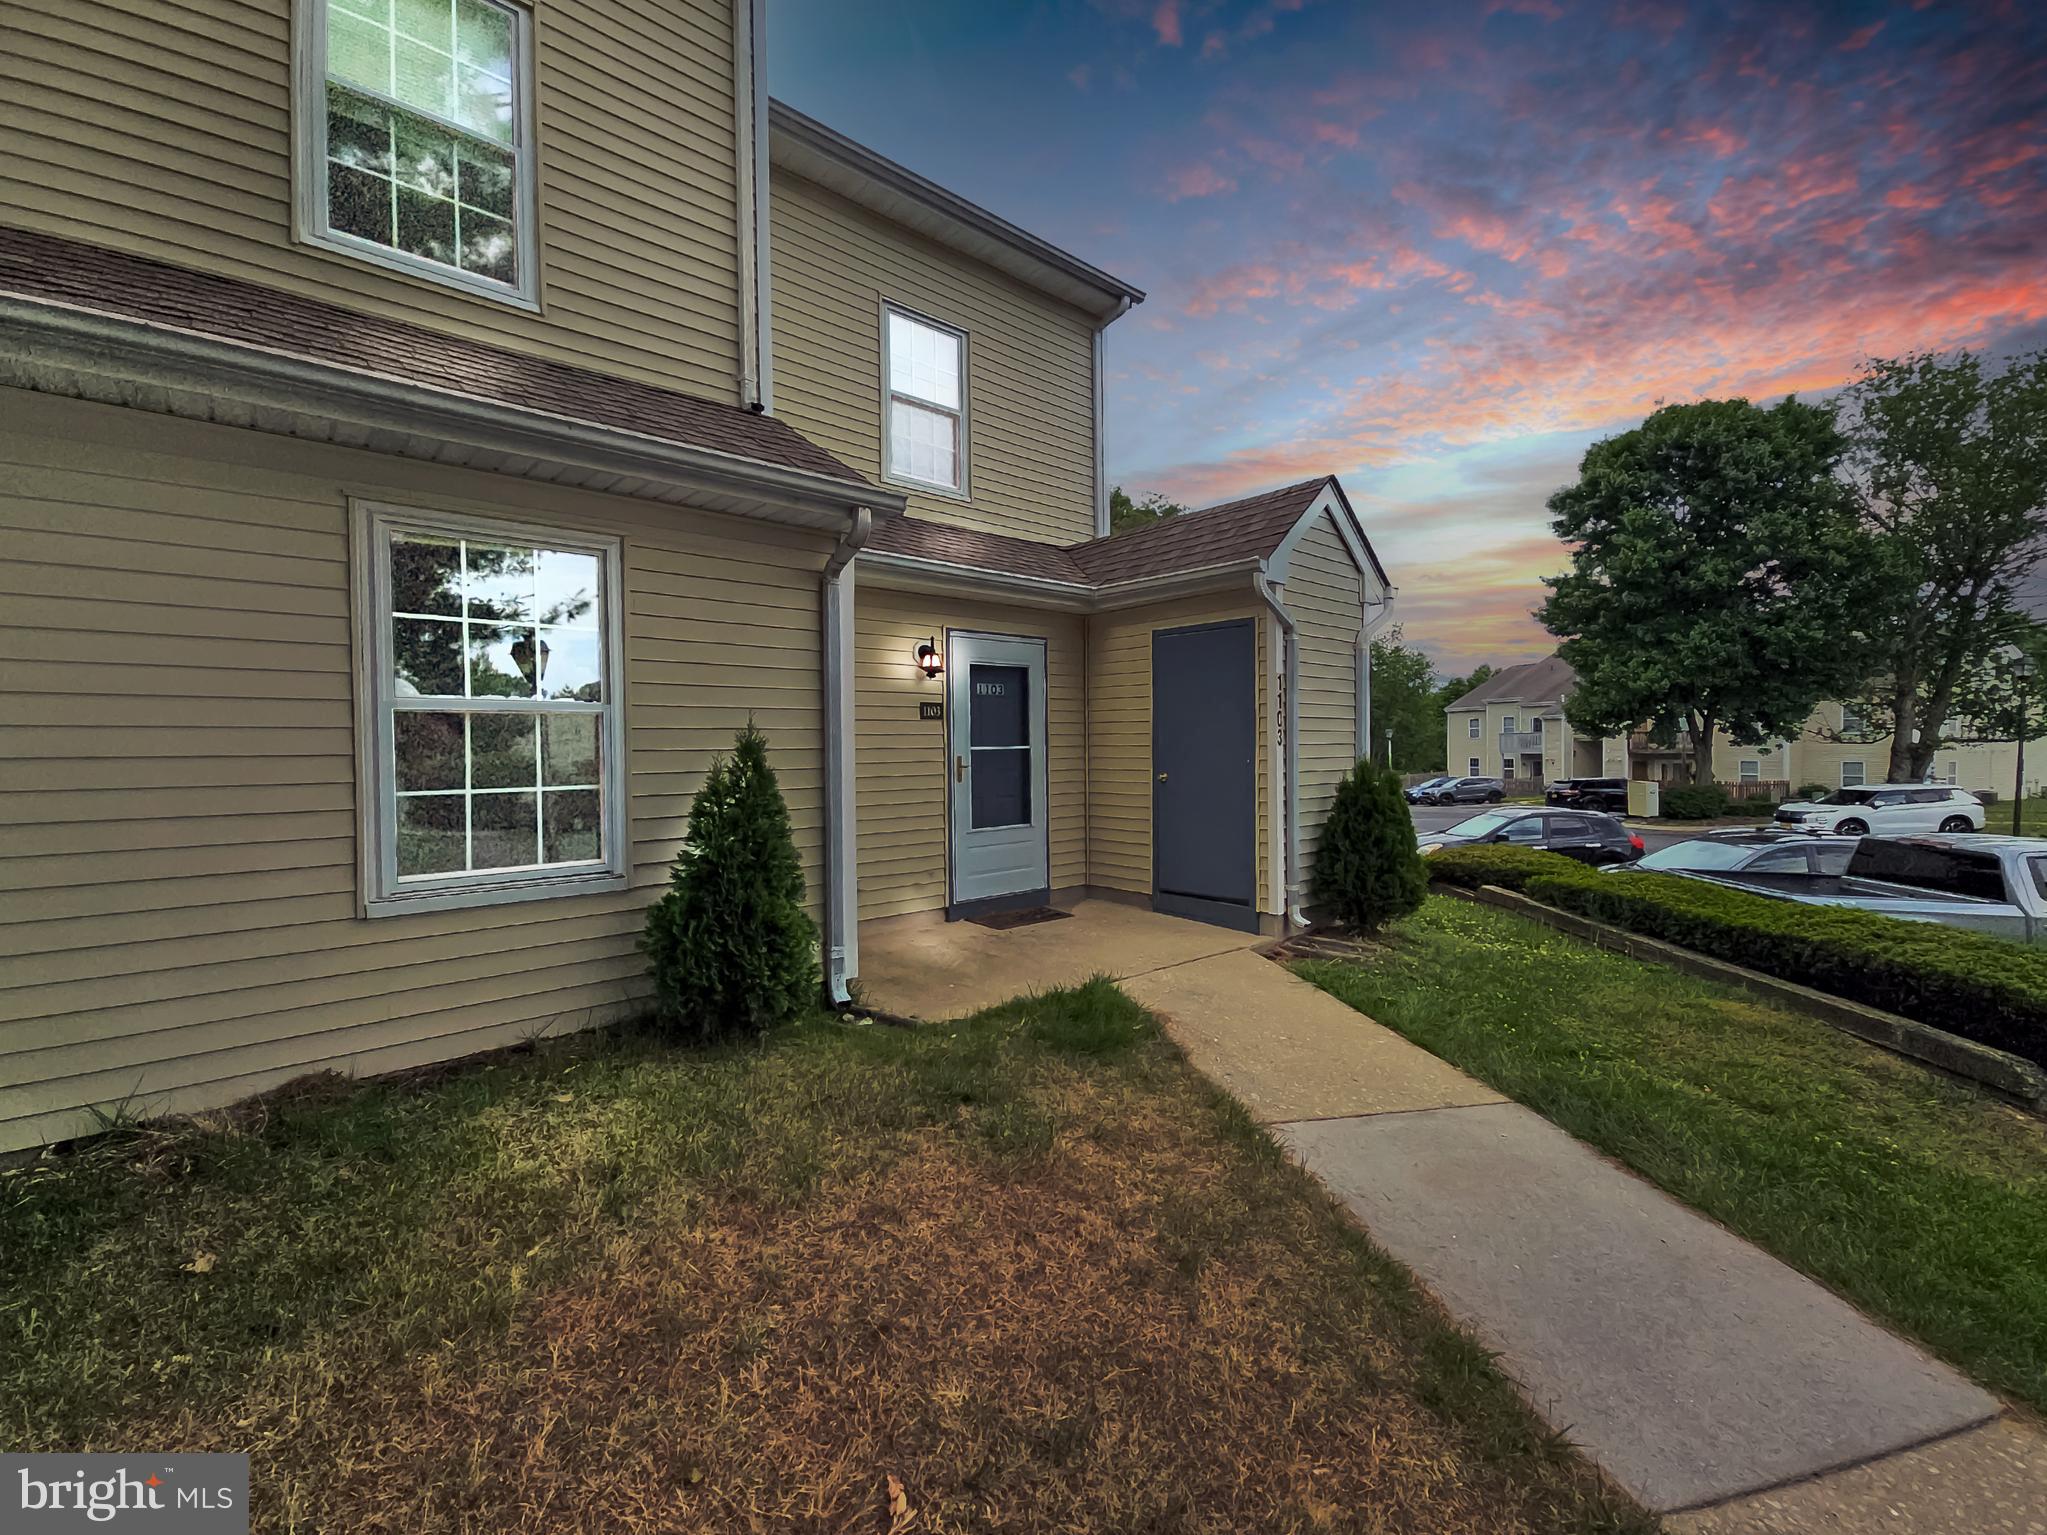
top-left (385, 525), bottom-right (610, 884)
top-left (323, 0), bottom-right (520, 288)
top-left (888, 396), bottom-right (959, 489)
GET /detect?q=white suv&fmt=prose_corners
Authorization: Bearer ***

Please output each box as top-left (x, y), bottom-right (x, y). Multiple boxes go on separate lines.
top-left (1773, 785), bottom-right (1985, 837)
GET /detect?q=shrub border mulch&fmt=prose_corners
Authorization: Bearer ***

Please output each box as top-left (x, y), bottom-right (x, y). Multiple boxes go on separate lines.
top-left (1424, 845), bottom-right (2047, 1076)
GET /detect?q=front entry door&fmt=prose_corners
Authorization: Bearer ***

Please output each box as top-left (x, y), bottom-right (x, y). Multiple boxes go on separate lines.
top-left (947, 632), bottom-right (1050, 911)
top-left (1153, 620), bottom-right (1257, 930)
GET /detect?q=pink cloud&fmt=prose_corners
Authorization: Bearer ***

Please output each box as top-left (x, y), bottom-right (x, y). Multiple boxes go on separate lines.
top-left (1152, 0), bottom-right (1183, 47)
top-left (1841, 20), bottom-right (1886, 51)
top-left (1164, 162), bottom-right (1239, 201)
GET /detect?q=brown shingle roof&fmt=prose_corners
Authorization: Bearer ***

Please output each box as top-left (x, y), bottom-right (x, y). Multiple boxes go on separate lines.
top-left (0, 225), bottom-right (867, 487)
top-left (866, 475), bottom-right (1381, 593)
top-left (1068, 477), bottom-right (1334, 584)
top-left (867, 516), bottom-right (1089, 584)
top-left (1450, 655), bottom-right (1578, 709)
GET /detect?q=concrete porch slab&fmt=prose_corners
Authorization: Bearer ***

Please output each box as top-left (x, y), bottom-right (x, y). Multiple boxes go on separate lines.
top-left (855, 897), bottom-right (1264, 1021)
top-left (1124, 949), bottom-right (1507, 1122)
top-left (1278, 1103), bottom-right (2002, 1514)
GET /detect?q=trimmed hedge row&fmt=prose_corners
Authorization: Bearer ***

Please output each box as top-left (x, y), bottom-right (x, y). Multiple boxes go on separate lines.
top-left (1423, 846), bottom-right (2047, 1067)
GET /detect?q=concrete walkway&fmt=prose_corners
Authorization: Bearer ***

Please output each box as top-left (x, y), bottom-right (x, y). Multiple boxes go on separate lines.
top-left (1129, 948), bottom-right (2025, 1526)
top-left (860, 905), bottom-right (2035, 1526)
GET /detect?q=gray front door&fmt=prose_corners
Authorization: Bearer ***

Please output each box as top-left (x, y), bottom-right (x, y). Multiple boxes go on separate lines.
top-left (947, 631), bottom-right (1050, 910)
top-left (1153, 620), bottom-right (1257, 930)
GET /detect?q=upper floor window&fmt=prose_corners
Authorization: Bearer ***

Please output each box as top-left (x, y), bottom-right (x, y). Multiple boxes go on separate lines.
top-left (884, 305), bottom-right (967, 494)
top-left (298, 0), bottom-right (538, 305)
top-left (1467, 716), bottom-right (1481, 738)
top-left (1841, 703), bottom-right (1868, 736)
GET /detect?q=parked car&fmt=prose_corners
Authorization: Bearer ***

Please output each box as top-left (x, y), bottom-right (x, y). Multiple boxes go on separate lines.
top-left (1611, 829), bottom-right (1858, 879)
top-left (1405, 776), bottom-right (1455, 803)
top-left (1426, 776), bottom-right (1507, 805)
top-left (1417, 807), bottom-right (1644, 866)
top-left (1546, 776), bottom-right (1629, 812)
top-left (1689, 834), bottom-right (2047, 943)
top-left (1772, 785), bottom-right (1984, 836)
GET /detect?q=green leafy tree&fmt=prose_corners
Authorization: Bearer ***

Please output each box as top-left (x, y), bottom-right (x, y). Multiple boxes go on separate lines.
top-left (1311, 759), bottom-right (1427, 931)
top-left (1107, 485), bottom-right (1187, 535)
top-left (641, 721), bottom-right (818, 1038)
top-left (1538, 397), bottom-right (1873, 785)
top-left (1834, 350), bottom-right (2047, 781)
top-left (1367, 627), bottom-right (1444, 770)
top-left (1438, 663), bottom-right (1495, 705)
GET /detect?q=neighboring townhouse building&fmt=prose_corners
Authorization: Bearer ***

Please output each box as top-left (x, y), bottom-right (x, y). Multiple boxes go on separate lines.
top-left (1444, 658), bottom-right (2043, 796)
top-left (0, 2), bottom-right (1390, 1151)
top-left (1441, 656), bottom-right (1598, 784)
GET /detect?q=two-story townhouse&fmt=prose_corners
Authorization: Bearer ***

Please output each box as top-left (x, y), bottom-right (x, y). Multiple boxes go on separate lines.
top-left (1443, 658), bottom-right (2043, 797)
top-left (1440, 656), bottom-right (1598, 785)
top-left (0, 1), bottom-right (1391, 1152)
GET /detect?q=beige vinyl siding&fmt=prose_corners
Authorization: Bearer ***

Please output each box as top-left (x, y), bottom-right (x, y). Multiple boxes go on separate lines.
top-left (2, 0), bottom-right (744, 401)
top-left (0, 389), bottom-right (831, 1153)
top-left (1086, 594), bottom-right (1271, 907)
top-left (852, 586), bottom-right (1084, 921)
top-left (1288, 515), bottom-right (1363, 889)
top-left (769, 171), bottom-right (1098, 545)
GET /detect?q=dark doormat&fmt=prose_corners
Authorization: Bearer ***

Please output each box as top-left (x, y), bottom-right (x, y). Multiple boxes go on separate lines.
top-left (967, 906), bottom-right (1072, 932)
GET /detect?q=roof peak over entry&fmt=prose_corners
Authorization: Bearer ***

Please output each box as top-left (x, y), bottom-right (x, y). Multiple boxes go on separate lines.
top-left (865, 474), bottom-right (1388, 603)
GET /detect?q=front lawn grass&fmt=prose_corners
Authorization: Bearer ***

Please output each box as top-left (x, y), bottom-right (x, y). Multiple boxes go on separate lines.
top-left (1296, 898), bottom-right (2047, 1415)
top-left (1, 981), bottom-right (1644, 1534)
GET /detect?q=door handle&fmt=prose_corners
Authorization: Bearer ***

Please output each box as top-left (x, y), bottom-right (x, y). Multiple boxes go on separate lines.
top-left (1156, 772), bottom-right (1169, 782)
top-left (955, 755), bottom-right (966, 783)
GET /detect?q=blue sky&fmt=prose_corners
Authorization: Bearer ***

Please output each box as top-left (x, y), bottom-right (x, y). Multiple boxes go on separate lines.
top-left (771, 0), bottom-right (2047, 673)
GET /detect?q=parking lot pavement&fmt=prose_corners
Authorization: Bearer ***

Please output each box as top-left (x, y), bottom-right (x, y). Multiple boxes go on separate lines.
top-left (1407, 803), bottom-right (1693, 854)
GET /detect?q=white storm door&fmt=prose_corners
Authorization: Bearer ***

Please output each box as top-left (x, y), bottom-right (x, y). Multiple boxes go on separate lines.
top-left (947, 632), bottom-right (1050, 906)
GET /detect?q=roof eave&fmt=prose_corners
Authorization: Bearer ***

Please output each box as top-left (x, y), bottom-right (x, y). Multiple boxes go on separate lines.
top-left (0, 296), bottom-right (906, 529)
top-left (859, 548), bottom-right (1264, 611)
top-left (768, 100), bottom-right (1145, 324)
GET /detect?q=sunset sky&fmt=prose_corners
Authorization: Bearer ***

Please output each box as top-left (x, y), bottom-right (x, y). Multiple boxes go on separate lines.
top-left (773, 0), bottom-right (2047, 674)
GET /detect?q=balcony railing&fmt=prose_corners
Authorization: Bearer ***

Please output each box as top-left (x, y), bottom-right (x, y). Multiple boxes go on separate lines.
top-left (1628, 729), bottom-right (1694, 754)
top-left (1499, 729), bottom-right (1543, 753)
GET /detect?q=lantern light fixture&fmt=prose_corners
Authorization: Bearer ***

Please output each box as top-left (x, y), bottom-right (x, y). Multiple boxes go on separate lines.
top-left (914, 637), bottom-right (944, 679)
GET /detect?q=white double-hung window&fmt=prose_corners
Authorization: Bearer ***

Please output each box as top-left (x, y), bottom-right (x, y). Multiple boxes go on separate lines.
top-left (884, 305), bottom-right (968, 493)
top-left (354, 504), bottom-right (626, 914)
top-left (297, 0), bottom-right (538, 303)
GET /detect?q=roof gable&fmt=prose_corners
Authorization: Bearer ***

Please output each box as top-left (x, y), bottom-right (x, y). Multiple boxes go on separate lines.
top-left (1449, 655), bottom-right (1577, 709)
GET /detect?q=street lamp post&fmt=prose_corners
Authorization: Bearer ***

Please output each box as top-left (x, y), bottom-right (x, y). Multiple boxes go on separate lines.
top-left (2013, 648), bottom-right (2037, 838)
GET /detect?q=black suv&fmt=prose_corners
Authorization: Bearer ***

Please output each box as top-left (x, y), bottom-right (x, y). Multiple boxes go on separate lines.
top-left (1546, 776), bottom-right (1628, 812)
top-left (1427, 776), bottom-right (1506, 805)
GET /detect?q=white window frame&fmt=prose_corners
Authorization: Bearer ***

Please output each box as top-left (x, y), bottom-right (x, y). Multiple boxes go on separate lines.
top-left (1502, 714), bottom-right (1517, 733)
top-left (1840, 760), bottom-right (1867, 788)
top-left (1739, 760), bottom-right (1760, 782)
top-left (350, 500), bottom-right (628, 916)
top-left (1468, 757), bottom-right (1481, 776)
top-left (1841, 704), bottom-right (1867, 736)
top-left (1467, 716), bottom-right (1481, 739)
top-left (880, 301), bottom-right (970, 499)
top-left (292, 0), bottom-right (543, 309)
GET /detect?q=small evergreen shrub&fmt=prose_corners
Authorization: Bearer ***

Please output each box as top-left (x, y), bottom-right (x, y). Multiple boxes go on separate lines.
top-left (1795, 782), bottom-right (1832, 802)
top-left (1660, 783), bottom-right (1730, 819)
top-left (641, 722), bottom-right (818, 1039)
top-left (1311, 759), bottom-right (1427, 931)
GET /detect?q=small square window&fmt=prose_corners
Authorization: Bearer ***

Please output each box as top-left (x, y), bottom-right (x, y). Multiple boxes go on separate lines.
top-left (1739, 760), bottom-right (1760, 781)
top-left (299, 0), bottom-right (537, 305)
top-left (1840, 761), bottom-right (1867, 788)
top-left (883, 306), bottom-right (968, 494)
top-left (358, 504), bottom-right (624, 914)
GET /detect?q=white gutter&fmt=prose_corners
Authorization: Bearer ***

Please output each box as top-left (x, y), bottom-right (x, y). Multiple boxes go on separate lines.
top-left (745, 0), bottom-right (774, 411)
top-left (1092, 296), bottom-right (1133, 538)
top-left (857, 549), bottom-right (1266, 611)
top-left (1357, 584), bottom-right (1398, 761)
top-left (731, 0), bottom-right (761, 408)
top-left (1254, 569), bottom-right (1308, 929)
top-left (821, 508), bottom-right (873, 1005)
top-left (1, 299), bottom-right (906, 525)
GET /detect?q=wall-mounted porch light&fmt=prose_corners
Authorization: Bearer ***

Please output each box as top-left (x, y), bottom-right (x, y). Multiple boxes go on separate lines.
top-left (914, 637), bottom-right (944, 679)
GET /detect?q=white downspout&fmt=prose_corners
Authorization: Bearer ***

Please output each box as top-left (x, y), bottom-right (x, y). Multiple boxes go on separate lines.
top-left (1357, 585), bottom-right (1398, 761)
top-left (731, 0), bottom-right (771, 410)
top-left (821, 509), bottom-right (872, 1004)
top-left (1091, 297), bottom-right (1133, 538)
top-left (1254, 569), bottom-right (1307, 929)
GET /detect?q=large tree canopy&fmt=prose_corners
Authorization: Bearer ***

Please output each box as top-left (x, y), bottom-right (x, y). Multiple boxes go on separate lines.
top-left (1538, 397), bottom-right (1872, 785)
top-left (1366, 627), bottom-right (1444, 771)
top-left (1107, 486), bottom-right (1187, 535)
top-left (1835, 350), bottom-right (2047, 781)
